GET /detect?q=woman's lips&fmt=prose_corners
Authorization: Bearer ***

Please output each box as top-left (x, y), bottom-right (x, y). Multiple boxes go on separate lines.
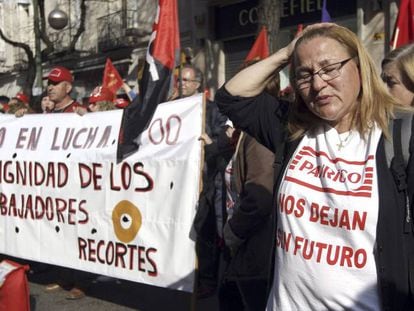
top-left (315, 95), bottom-right (332, 105)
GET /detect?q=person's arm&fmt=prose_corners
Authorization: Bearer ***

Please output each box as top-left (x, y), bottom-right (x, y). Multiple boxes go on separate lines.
top-left (225, 23), bottom-right (333, 97)
top-left (225, 47), bottom-right (292, 97)
top-left (199, 129), bottom-right (233, 165)
top-left (121, 82), bottom-right (138, 101)
top-left (214, 33), bottom-right (297, 150)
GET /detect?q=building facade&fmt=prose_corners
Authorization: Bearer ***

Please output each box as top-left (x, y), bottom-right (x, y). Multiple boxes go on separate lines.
top-left (0, 0), bottom-right (156, 102)
top-left (0, 0), bottom-right (400, 102)
top-left (193, 0), bottom-right (399, 93)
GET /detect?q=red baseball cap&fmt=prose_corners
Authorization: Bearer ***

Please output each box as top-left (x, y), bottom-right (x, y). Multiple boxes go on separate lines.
top-left (14, 92), bottom-right (30, 105)
top-left (114, 98), bottom-right (129, 109)
top-left (89, 86), bottom-right (115, 104)
top-left (48, 66), bottom-right (73, 83)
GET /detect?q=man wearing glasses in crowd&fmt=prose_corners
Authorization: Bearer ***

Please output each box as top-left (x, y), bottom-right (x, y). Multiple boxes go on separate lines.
top-left (180, 64), bottom-right (203, 97)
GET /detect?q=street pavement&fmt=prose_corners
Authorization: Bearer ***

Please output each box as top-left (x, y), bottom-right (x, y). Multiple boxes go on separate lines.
top-left (24, 261), bottom-right (219, 311)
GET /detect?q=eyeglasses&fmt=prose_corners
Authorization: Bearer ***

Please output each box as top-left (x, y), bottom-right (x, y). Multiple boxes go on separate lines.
top-left (180, 77), bottom-right (200, 83)
top-left (294, 57), bottom-right (355, 90)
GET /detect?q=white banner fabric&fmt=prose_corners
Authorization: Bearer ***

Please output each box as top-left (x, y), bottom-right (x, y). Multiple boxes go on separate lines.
top-left (0, 94), bottom-right (203, 292)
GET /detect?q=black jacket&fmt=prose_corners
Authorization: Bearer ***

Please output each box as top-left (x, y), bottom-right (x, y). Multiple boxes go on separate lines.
top-left (215, 86), bottom-right (414, 311)
top-left (193, 100), bottom-right (231, 239)
top-left (224, 133), bottom-right (275, 283)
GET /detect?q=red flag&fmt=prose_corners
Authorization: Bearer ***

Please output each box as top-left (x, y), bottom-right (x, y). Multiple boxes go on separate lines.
top-left (119, 0), bottom-right (180, 160)
top-left (102, 58), bottom-right (123, 94)
top-left (150, 1), bottom-right (180, 72)
top-left (391, 0), bottom-right (414, 49)
top-left (296, 24), bottom-right (304, 36)
top-left (245, 26), bottom-right (269, 62)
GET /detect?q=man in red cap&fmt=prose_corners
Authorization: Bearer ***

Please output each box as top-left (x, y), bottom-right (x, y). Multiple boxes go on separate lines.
top-left (43, 67), bottom-right (89, 299)
top-left (8, 92), bottom-right (33, 116)
top-left (44, 66), bottom-right (84, 113)
top-left (14, 92), bottom-right (29, 105)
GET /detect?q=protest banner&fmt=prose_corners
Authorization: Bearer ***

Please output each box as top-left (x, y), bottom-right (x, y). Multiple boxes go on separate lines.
top-left (0, 94), bottom-right (203, 292)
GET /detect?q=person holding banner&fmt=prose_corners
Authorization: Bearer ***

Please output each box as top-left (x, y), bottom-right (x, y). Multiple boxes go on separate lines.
top-left (177, 63), bottom-right (231, 298)
top-left (43, 66), bottom-right (85, 114)
top-left (87, 86), bottom-right (117, 112)
top-left (180, 64), bottom-right (204, 98)
top-left (382, 43), bottom-right (414, 107)
top-left (88, 86), bottom-right (132, 112)
top-left (196, 120), bottom-right (235, 299)
top-left (7, 92), bottom-right (34, 116)
top-left (215, 23), bottom-right (414, 310)
top-left (42, 66), bottom-right (92, 300)
top-left (168, 63), bottom-right (204, 101)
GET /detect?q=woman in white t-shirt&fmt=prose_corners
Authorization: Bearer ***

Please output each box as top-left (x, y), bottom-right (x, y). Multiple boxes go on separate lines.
top-left (215, 24), bottom-right (414, 311)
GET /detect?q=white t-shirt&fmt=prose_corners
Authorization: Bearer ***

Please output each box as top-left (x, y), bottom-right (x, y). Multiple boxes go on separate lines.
top-left (267, 125), bottom-right (382, 311)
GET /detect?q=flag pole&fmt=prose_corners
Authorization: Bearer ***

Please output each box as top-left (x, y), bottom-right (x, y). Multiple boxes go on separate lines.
top-left (190, 92), bottom-right (207, 311)
top-left (392, 28), bottom-right (400, 50)
top-left (178, 49), bottom-right (183, 98)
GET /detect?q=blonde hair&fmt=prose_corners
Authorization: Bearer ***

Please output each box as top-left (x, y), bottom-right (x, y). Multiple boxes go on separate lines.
top-left (95, 100), bottom-right (116, 111)
top-left (288, 25), bottom-right (399, 140)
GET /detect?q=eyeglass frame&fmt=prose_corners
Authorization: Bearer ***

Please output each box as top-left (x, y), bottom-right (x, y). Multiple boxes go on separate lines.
top-left (180, 77), bottom-right (201, 84)
top-left (294, 57), bottom-right (356, 90)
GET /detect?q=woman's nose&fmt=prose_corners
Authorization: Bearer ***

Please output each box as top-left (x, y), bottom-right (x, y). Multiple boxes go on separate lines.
top-left (311, 74), bottom-right (328, 91)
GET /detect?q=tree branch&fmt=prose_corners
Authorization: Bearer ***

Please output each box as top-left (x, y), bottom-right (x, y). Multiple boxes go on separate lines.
top-left (0, 28), bottom-right (36, 96)
top-left (0, 28), bottom-right (34, 63)
top-left (258, 0), bottom-right (280, 54)
top-left (38, 0), bottom-right (54, 55)
top-left (69, 0), bottom-right (87, 51)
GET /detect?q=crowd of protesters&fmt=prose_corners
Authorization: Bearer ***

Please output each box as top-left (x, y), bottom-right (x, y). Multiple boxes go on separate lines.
top-left (1, 21), bottom-right (414, 311)
top-left (0, 65), bottom-right (137, 299)
top-left (0, 66), bottom-right (132, 117)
